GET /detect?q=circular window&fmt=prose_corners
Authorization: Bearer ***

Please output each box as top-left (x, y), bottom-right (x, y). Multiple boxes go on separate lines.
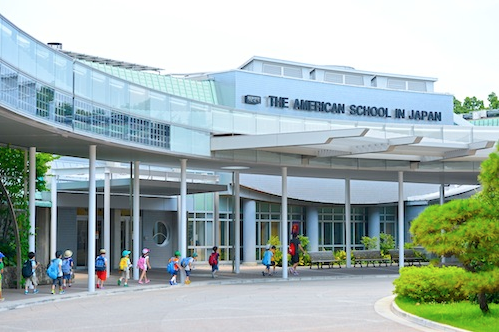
top-left (152, 221), bottom-right (170, 246)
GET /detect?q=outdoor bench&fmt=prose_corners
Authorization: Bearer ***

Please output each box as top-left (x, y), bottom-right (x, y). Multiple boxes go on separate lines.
top-left (389, 249), bottom-right (426, 266)
top-left (352, 249), bottom-right (390, 267)
top-left (308, 251), bottom-right (341, 269)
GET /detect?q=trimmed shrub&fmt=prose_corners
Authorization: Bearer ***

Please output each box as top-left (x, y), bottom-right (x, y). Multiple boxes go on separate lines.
top-left (393, 265), bottom-right (470, 303)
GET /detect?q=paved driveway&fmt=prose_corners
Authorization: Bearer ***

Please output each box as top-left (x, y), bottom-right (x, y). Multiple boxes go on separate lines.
top-left (0, 274), bottom-right (434, 331)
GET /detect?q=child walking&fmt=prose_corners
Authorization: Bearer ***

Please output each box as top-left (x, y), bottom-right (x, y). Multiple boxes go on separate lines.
top-left (24, 251), bottom-right (40, 294)
top-left (270, 245), bottom-right (277, 275)
top-left (49, 251), bottom-right (64, 295)
top-left (118, 250), bottom-right (132, 287)
top-left (182, 252), bottom-right (198, 284)
top-left (137, 248), bottom-right (151, 284)
top-left (62, 250), bottom-right (74, 289)
top-left (261, 244), bottom-right (273, 276)
top-left (0, 252), bottom-right (5, 301)
top-left (208, 246), bottom-right (220, 278)
top-left (167, 251), bottom-right (181, 285)
top-left (95, 249), bottom-right (107, 289)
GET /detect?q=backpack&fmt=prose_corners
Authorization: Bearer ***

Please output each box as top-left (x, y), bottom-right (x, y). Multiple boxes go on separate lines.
top-left (262, 250), bottom-right (272, 266)
top-left (95, 256), bottom-right (106, 271)
top-left (288, 242), bottom-right (296, 256)
top-left (137, 256), bottom-right (146, 270)
top-left (166, 258), bottom-right (176, 274)
top-left (119, 257), bottom-right (128, 271)
top-left (62, 258), bottom-right (71, 274)
top-left (46, 259), bottom-right (58, 279)
top-left (22, 259), bottom-right (33, 278)
top-left (180, 257), bottom-right (189, 268)
top-left (208, 252), bottom-right (218, 266)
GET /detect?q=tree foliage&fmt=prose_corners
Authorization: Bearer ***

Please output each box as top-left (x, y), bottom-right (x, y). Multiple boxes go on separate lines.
top-left (454, 92), bottom-right (499, 114)
top-left (410, 147), bottom-right (499, 313)
top-left (0, 146), bottom-right (57, 265)
top-left (488, 92), bottom-right (499, 110)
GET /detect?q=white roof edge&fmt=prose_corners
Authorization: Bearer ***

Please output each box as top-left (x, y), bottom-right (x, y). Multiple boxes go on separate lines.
top-left (239, 56), bottom-right (438, 82)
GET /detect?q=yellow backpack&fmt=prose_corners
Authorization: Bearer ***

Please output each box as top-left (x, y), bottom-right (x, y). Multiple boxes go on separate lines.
top-left (119, 257), bottom-right (128, 271)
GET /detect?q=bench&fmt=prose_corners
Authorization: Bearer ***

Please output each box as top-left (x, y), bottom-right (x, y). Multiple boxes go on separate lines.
top-left (308, 251), bottom-right (341, 269)
top-left (352, 250), bottom-right (390, 267)
top-left (389, 249), bottom-right (426, 266)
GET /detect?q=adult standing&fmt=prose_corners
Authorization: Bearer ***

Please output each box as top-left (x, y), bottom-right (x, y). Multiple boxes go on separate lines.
top-left (289, 233), bottom-right (306, 276)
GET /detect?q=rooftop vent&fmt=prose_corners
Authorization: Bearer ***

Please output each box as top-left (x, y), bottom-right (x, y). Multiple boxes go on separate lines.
top-left (47, 42), bottom-right (62, 50)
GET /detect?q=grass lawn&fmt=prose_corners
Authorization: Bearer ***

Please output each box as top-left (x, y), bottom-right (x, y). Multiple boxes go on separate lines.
top-left (395, 296), bottom-right (499, 332)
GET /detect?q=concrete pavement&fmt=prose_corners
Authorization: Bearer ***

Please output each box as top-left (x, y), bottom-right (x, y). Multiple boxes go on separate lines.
top-left (0, 264), bottom-right (466, 331)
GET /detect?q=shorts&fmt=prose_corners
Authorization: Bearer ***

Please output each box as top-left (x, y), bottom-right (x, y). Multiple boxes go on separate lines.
top-left (211, 264), bottom-right (219, 272)
top-left (63, 273), bottom-right (72, 281)
top-left (26, 273), bottom-right (39, 288)
top-left (185, 269), bottom-right (191, 277)
top-left (52, 276), bottom-right (62, 286)
top-left (96, 270), bottom-right (107, 281)
top-left (121, 269), bottom-right (130, 280)
top-left (291, 255), bottom-right (299, 264)
top-left (271, 261), bottom-right (276, 266)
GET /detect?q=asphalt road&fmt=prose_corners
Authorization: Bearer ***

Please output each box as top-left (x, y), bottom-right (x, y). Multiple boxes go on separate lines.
top-left (0, 275), bottom-right (434, 332)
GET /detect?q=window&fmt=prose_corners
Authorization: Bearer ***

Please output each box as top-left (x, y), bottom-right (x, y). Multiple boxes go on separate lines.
top-left (153, 221), bottom-right (169, 246)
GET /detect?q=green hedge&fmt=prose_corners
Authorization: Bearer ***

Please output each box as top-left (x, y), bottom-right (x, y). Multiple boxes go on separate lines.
top-left (393, 265), bottom-right (470, 303)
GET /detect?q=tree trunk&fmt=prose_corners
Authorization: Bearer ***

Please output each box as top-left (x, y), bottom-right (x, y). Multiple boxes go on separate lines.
top-left (478, 292), bottom-right (489, 314)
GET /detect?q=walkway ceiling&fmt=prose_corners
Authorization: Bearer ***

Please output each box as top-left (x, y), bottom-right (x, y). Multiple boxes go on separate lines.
top-left (1, 105), bottom-right (497, 186)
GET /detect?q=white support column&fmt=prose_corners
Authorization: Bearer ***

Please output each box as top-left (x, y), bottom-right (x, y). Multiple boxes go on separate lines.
top-left (214, 192), bottom-right (220, 248)
top-left (29, 147), bottom-right (36, 252)
top-left (132, 161), bottom-right (140, 280)
top-left (234, 171), bottom-right (241, 273)
top-left (281, 167), bottom-right (288, 279)
top-left (104, 169), bottom-right (111, 275)
top-left (50, 174), bottom-right (58, 259)
top-left (398, 171), bottom-right (405, 270)
top-left (242, 199), bottom-right (256, 264)
top-left (345, 177), bottom-right (352, 268)
top-left (306, 207), bottom-right (319, 252)
top-left (88, 145), bottom-right (97, 292)
top-left (179, 159), bottom-right (188, 282)
top-left (440, 183), bottom-right (446, 264)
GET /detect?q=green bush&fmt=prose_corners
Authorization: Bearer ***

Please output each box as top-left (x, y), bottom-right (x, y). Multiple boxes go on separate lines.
top-left (393, 265), bottom-right (470, 303)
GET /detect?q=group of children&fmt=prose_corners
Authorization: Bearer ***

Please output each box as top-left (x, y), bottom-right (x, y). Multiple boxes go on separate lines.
top-left (0, 246), bottom-right (211, 300)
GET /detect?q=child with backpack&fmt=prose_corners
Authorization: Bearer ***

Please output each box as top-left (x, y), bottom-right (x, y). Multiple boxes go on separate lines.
top-left (48, 251), bottom-right (64, 294)
top-left (23, 251), bottom-right (40, 294)
top-left (167, 250), bottom-right (181, 285)
top-left (261, 244), bottom-right (273, 276)
top-left (62, 250), bottom-right (74, 289)
top-left (209, 246), bottom-right (220, 278)
top-left (137, 248), bottom-right (151, 284)
top-left (181, 252), bottom-right (198, 284)
top-left (95, 249), bottom-right (107, 289)
top-left (118, 250), bottom-right (132, 287)
top-left (0, 252), bottom-right (5, 301)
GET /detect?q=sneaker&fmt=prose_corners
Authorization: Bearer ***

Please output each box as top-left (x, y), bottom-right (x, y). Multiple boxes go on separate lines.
top-left (124, 283), bottom-right (128, 287)
top-left (100, 286), bottom-right (104, 289)
top-left (185, 280), bottom-right (191, 284)
top-left (33, 289), bottom-right (39, 294)
top-left (288, 268), bottom-right (294, 274)
top-left (96, 284), bottom-right (100, 289)
top-left (59, 290), bottom-right (65, 295)
top-left (169, 280), bottom-right (173, 285)
top-left (293, 271), bottom-right (299, 276)
top-left (145, 279), bottom-right (150, 284)
top-left (173, 282), bottom-right (178, 285)
top-left (117, 279), bottom-right (121, 286)
top-left (24, 290), bottom-right (28, 295)
top-left (138, 280), bottom-right (144, 284)
top-left (51, 290), bottom-right (55, 295)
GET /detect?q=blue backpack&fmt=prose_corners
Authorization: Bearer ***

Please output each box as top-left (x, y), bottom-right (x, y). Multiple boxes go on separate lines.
top-left (166, 258), bottom-right (176, 274)
top-left (62, 258), bottom-right (72, 274)
top-left (180, 257), bottom-right (189, 268)
top-left (95, 256), bottom-right (106, 271)
top-left (46, 259), bottom-right (58, 279)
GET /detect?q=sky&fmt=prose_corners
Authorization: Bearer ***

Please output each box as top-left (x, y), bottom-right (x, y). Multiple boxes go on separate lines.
top-left (1, 0), bottom-right (498, 104)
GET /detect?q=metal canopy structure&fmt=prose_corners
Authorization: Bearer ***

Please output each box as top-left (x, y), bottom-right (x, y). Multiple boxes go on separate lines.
top-left (1, 103), bottom-right (497, 186)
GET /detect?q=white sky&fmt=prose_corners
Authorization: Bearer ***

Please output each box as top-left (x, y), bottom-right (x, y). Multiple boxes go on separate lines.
top-left (1, 0), bottom-right (498, 104)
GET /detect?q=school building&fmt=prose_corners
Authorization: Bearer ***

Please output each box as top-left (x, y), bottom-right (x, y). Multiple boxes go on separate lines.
top-left (0, 13), bottom-right (498, 289)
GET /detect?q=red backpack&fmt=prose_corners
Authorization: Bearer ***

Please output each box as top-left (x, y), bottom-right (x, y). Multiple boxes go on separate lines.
top-left (208, 252), bottom-right (218, 266)
top-left (288, 242), bottom-right (296, 256)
